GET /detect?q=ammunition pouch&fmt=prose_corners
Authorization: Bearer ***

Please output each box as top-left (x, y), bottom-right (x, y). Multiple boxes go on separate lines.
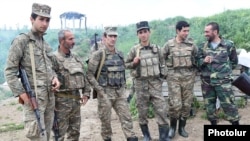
top-left (232, 72), bottom-right (250, 95)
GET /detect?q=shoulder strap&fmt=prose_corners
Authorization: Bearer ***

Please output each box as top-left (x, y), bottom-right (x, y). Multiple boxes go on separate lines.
top-left (135, 44), bottom-right (143, 57)
top-left (96, 49), bottom-right (106, 80)
top-left (20, 33), bottom-right (38, 99)
top-left (28, 41), bottom-right (38, 99)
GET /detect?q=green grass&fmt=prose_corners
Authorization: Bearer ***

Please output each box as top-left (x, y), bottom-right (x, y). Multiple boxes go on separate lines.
top-left (0, 123), bottom-right (24, 132)
top-left (129, 94), bottom-right (248, 121)
top-left (129, 94), bottom-right (156, 119)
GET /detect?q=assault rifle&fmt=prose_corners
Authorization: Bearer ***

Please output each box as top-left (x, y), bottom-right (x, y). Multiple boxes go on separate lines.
top-left (94, 33), bottom-right (98, 51)
top-left (52, 111), bottom-right (59, 141)
top-left (19, 65), bottom-right (44, 135)
top-left (86, 33), bottom-right (99, 64)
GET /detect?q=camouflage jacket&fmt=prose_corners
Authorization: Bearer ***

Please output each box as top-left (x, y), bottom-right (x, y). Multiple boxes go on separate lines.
top-left (162, 37), bottom-right (198, 70)
top-left (86, 47), bottom-right (125, 91)
top-left (196, 39), bottom-right (238, 84)
top-left (86, 41), bottom-right (105, 64)
top-left (53, 48), bottom-right (91, 97)
top-left (125, 43), bottom-right (166, 78)
top-left (89, 41), bottom-right (105, 54)
top-left (4, 30), bottom-right (57, 97)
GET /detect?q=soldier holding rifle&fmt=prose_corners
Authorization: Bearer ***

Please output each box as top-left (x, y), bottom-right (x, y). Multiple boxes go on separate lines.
top-left (4, 3), bottom-right (60, 141)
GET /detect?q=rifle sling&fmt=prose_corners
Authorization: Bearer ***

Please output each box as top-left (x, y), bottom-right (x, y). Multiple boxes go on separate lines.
top-left (29, 42), bottom-right (38, 99)
top-left (96, 49), bottom-right (106, 81)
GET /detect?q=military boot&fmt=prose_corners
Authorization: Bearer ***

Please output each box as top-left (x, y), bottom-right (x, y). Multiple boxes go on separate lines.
top-left (139, 124), bottom-right (151, 141)
top-left (231, 120), bottom-right (239, 125)
top-left (168, 118), bottom-right (177, 138)
top-left (104, 138), bottom-right (111, 141)
top-left (178, 117), bottom-right (188, 138)
top-left (127, 136), bottom-right (138, 141)
top-left (210, 120), bottom-right (217, 125)
top-left (158, 124), bottom-right (171, 141)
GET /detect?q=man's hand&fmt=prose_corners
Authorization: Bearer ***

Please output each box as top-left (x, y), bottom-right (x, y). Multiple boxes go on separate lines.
top-left (81, 96), bottom-right (89, 106)
top-left (133, 57), bottom-right (140, 66)
top-left (52, 77), bottom-right (60, 92)
top-left (19, 93), bottom-right (31, 106)
top-left (204, 56), bottom-right (213, 63)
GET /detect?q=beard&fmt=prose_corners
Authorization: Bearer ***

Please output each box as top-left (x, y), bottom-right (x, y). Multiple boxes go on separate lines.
top-left (64, 43), bottom-right (74, 49)
top-left (206, 34), bottom-right (215, 42)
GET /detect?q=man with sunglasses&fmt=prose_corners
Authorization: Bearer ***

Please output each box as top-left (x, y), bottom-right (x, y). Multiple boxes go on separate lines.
top-left (125, 21), bottom-right (170, 141)
top-left (87, 27), bottom-right (138, 141)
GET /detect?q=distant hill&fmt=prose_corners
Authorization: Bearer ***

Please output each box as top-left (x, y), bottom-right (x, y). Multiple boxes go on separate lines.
top-left (1, 8), bottom-right (250, 84)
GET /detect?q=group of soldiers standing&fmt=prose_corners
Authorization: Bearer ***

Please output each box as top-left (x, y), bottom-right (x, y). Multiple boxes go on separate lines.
top-left (87, 20), bottom-right (243, 141)
top-left (4, 2), bottom-right (246, 141)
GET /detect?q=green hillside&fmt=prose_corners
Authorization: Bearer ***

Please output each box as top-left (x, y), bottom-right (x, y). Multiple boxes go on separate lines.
top-left (1, 9), bottom-right (250, 84)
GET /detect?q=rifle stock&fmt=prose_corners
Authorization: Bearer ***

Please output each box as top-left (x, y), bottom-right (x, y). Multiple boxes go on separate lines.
top-left (52, 111), bottom-right (59, 141)
top-left (19, 66), bottom-right (44, 135)
top-left (94, 33), bottom-right (98, 51)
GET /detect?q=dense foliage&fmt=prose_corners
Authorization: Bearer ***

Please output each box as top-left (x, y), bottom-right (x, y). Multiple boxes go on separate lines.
top-left (1, 9), bottom-right (250, 84)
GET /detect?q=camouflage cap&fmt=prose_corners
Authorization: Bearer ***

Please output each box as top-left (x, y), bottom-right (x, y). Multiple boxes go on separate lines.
top-left (32, 3), bottom-right (51, 18)
top-left (136, 21), bottom-right (150, 32)
top-left (104, 26), bottom-right (118, 36)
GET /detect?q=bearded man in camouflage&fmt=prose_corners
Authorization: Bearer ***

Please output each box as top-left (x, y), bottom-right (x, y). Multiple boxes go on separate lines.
top-left (162, 21), bottom-right (197, 138)
top-left (87, 27), bottom-right (138, 141)
top-left (196, 22), bottom-right (240, 125)
top-left (125, 21), bottom-right (170, 141)
top-left (4, 3), bottom-right (60, 141)
top-left (52, 29), bottom-right (91, 140)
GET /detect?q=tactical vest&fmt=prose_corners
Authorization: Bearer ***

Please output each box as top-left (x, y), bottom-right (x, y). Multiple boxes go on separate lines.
top-left (55, 52), bottom-right (86, 90)
top-left (98, 52), bottom-right (126, 87)
top-left (166, 39), bottom-right (194, 69)
top-left (138, 45), bottom-right (161, 78)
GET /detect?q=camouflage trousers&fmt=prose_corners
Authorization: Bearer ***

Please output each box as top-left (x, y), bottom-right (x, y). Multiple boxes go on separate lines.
top-left (97, 86), bottom-right (136, 140)
top-left (167, 71), bottom-right (195, 119)
top-left (134, 78), bottom-right (169, 125)
top-left (23, 88), bottom-right (55, 141)
top-left (201, 81), bottom-right (240, 122)
top-left (54, 90), bottom-right (81, 141)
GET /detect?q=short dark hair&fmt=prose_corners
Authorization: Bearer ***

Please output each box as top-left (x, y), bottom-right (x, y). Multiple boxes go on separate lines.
top-left (176, 21), bottom-right (190, 31)
top-left (103, 32), bottom-right (107, 37)
top-left (206, 22), bottom-right (220, 34)
top-left (31, 13), bottom-right (38, 20)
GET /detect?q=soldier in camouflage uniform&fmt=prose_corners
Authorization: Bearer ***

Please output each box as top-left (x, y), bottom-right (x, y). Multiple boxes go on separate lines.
top-left (4, 3), bottom-right (60, 141)
top-left (52, 29), bottom-right (91, 140)
top-left (196, 22), bottom-right (240, 125)
top-left (162, 21), bottom-right (197, 138)
top-left (87, 27), bottom-right (138, 141)
top-left (125, 21), bottom-right (170, 141)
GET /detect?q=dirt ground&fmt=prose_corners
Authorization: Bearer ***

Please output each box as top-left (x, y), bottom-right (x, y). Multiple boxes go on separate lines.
top-left (0, 67), bottom-right (247, 141)
top-left (0, 93), bottom-right (250, 141)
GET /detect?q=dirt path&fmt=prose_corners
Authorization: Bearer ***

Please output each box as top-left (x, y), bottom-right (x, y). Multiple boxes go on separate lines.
top-left (0, 97), bottom-right (250, 141)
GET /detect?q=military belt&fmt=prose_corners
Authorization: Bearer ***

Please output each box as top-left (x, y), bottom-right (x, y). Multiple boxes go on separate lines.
top-left (55, 92), bottom-right (80, 100)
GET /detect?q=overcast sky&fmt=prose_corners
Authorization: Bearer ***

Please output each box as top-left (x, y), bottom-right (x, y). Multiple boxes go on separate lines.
top-left (1, 0), bottom-right (250, 29)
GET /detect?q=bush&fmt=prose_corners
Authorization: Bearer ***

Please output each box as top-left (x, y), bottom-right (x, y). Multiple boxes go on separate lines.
top-left (129, 94), bottom-right (155, 119)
